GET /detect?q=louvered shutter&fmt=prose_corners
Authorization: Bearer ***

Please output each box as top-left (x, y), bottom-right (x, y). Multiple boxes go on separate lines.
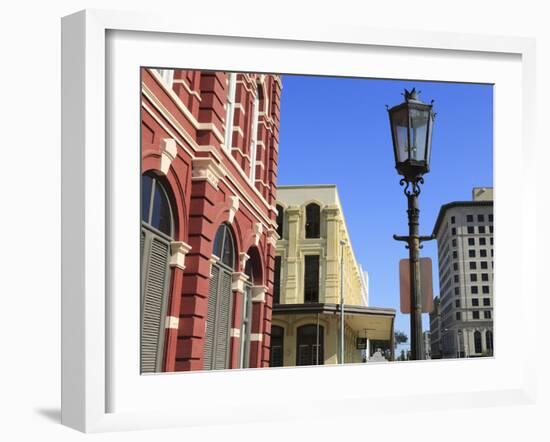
top-left (214, 269), bottom-right (232, 369)
top-left (203, 265), bottom-right (220, 370)
top-left (141, 232), bottom-right (171, 373)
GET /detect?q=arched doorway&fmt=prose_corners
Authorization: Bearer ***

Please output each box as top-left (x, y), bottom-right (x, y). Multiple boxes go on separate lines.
top-left (204, 223), bottom-right (235, 370)
top-left (296, 324), bottom-right (324, 366)
top-left (141, 173), bottom-right (174, 373)
top-left (486, 330), bottom-right (493, 354)
top-left (474, 330), bottom-right (483, 354)
top-left (270, 325), bottom-right (284, 367)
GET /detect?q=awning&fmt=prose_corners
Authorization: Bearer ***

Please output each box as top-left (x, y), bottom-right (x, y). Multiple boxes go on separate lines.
top-left (272, 303), bottom-right (395, 341)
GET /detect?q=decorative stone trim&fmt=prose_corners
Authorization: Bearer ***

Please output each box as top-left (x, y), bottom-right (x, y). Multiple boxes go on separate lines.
top-left (165, 316), bottom-right (179, 329)
top-left (250, 333), bottom-right (263, 342)
top-left (251, 286), bottom-right (267, 303)
top-left (192, 157), bottom-right (225, 188)
top-left (230, 328), bottom-right (241, 338)
top-left (324, 204), bottom-right (340, 220)
top-left (228, 196), bottom-right (239, 224)
top-left (253, 222), bottom-right (263, 246)
top-left (267, 228), bottom-right (280, 247)
top-left (170, 241), bottom-right (192, 269)
top-left (286, 206), bottom-right (301, 218)
top-left (232, 272), bottom-right (249, 293)
top-left (239, 252), bottom-right (250, 272)
top-left (160, 138), bottom-right (177, 175)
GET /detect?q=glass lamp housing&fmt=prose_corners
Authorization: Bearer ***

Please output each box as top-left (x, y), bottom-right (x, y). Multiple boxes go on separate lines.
top-left (388, 89), bottom-right (435, 180)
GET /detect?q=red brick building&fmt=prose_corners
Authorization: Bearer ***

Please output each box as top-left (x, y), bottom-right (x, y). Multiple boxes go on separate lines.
top-left (140, 68), bottom-right (282, 372)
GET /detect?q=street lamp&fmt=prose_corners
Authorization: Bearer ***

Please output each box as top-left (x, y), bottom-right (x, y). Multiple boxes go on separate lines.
top-left (388, 88), bottom-right (436, 361)
top-left (339, 239), bottom-right (346, 364)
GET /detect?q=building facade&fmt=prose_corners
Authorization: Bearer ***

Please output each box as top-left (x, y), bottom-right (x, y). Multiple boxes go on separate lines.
top-left (270, 185), bottom-right (395, 366)
top-left (140, 68), bottom-right (282, 372)
top-left (431, 187), bottom-right (494, 358)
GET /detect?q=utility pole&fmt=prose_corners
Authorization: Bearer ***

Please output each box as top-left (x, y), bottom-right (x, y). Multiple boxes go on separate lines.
top-left (340, 239), bottom-right (346, 364)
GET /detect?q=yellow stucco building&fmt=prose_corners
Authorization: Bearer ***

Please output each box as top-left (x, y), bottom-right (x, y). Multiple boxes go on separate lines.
top-left (269, 185), bottom-right (395, 367)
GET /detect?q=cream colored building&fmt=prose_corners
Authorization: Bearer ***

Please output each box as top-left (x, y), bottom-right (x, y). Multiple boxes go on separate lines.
top-left (269, 185), bottom-right (395, 367)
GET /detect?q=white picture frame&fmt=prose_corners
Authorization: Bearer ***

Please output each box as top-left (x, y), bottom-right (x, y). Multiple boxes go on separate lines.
top-left (61, 9), bottom-right (538, 433)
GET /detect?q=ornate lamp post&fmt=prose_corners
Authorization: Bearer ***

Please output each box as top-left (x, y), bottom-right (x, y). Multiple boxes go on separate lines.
top-left (388, 88), bottom-right (436, 361)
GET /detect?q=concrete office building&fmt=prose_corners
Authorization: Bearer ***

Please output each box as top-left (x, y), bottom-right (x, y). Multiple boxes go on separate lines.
top-left (269, 185), bottom-right (395, 367)
top-left (431, 187), bottom-right (494, 358)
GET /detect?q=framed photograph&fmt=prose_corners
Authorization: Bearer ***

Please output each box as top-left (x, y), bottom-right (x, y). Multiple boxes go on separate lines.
top-left (61, 9), bottom-right (537, 433)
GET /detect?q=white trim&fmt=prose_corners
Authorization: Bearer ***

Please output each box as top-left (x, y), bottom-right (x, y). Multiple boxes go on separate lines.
top-left (159, 138), bottom-right (177, 175)
top-left (169, 241), bottom-right (192, 269)
top-left (249, 90), bottom-right (260, 184)
top-left (223, 72), bottom-right (237, 151)
top-left (230, 328), bottom-right (241, 338)
top-left (250, 333), bottom-right (263, 342)
top-left (228, 195), bottom-right (239, 224)
top-left (165, 316), bottom-right (179, 330)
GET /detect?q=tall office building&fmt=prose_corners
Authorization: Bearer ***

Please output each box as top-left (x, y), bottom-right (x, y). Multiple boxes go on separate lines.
top-left (431, 188), bottom-right (494, 358)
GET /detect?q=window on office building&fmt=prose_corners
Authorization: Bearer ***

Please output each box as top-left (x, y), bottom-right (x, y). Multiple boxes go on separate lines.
top-left (468, 238), bottom-right (475, 246)
top-left (469, 250), bottom-right (476, 258)
top-left (473, 311), bottom-right (480, 319)
top-left (472, 298), bottom-right (479, 306)
top-left (482, 286), bottom-right (490, 294)
top-left (467, 215), bottom-right (473, 222)
top-left (484, 311), bottom-right (492, 319)
top-left (471, 286), bottom-right (478, 294)
top-left (480, 250), bottom-right (487, 257)
top-left (477, 214), bottom-right (484, 222)
top-left (467, 226), bottom-right (474, 234)
top-left (304, 255), bottom-right (320, 303)
top-left (305, 204), bottom-right (321, 239)
top-left (478, 226), bottom-right (486, 234)
top-left (470, 274), bottom-right (478, 282)
top-left (480, 261), bottom-right (488, 269)
top-left (481, 273), bottom-right (489, 281)
top-left (273, 256), bottom-right (282, 304)
top-left (483, 298), bottom-right (491, 306)
top-left (469, 262), bottom-right (477, 270)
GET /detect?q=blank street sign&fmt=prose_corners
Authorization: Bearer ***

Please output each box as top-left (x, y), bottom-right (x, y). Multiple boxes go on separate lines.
top-left (399, 257), bottom-right (434, 314)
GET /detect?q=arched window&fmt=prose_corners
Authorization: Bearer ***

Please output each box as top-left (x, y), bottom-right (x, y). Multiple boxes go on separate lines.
top-left (270, 325), bottom-right (284, 367)
top-left (142, 173), bottom-right (173, 237)
top-left (212, 223), bottom-right (235, 268)
top-left (204, 224), bottom-right (236, 370)
top-left (224, 72), bottom-right (237, 151)
top-left (240, 260), bottom-right (254, 368)
top-left (140, 173), bottom-right (174, 373)
top-left (486, 330), bottom-right (493, 354)
top-left (305, 203), bottom-right (320, 238)
top-left (276, 204), bottom-right (284, 238)
top-left (297, 324), bottom-right (324, 366)
top-left (474, 330), bottom-right (482, 354)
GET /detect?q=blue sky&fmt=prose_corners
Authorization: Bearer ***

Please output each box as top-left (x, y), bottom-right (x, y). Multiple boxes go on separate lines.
top-left (277, 74), bottom-right (493, 345)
